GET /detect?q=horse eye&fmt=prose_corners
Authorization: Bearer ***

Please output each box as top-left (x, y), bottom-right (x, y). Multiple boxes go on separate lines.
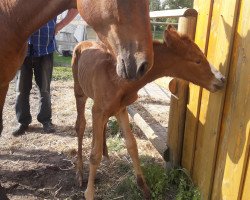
top-left (196, 59), bottom-right (201, 64)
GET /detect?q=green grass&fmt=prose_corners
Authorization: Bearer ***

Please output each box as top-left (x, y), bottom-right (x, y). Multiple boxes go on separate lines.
top-left (107, 118), bottom-right (120, 136)
top-left (114, 163), bottom-right (168, 200)
top-left (107, 135), bottom-right (124, 152)
top-left (166, 168), bottom-right (201, 200)
top-left (52, 66), bottom-right (73, 81)
top-left (52, 52), bottom-right (73, 81)
top-left (109, 157), bottom-right (201, 200)
top-left (54, 52), bottom-right (72, 67)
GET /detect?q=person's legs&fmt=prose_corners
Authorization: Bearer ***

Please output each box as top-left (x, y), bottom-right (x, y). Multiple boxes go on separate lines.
top-left (13, 57), bottom-right (33, 136)
top-left (34, 53), bottom-right (55, 132)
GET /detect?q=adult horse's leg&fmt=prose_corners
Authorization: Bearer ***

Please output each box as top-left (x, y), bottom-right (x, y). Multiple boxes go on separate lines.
top-left (115, 108), bottom-right (151, 199)
top-left (0, 85), bottom-right (9, 135)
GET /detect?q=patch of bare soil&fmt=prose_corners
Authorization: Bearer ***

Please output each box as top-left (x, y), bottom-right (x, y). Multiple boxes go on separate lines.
top-left (0, 80), bottom-right (165, 200)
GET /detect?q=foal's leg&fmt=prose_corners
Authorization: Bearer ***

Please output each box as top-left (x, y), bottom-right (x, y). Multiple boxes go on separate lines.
top-left (102, 123), bottom-right (109, 159)
top-left (0, 85), bottom-right (9, 135)
top-left (74, 81), bottom-right (88, 187)
top-left (85, 106), bottom-right (106, 200)
top-left (116, 108), bottom-right (150, 199)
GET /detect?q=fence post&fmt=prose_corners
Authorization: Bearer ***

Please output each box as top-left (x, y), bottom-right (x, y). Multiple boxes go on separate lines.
top-left (167, 10), bottom-right (197, 167)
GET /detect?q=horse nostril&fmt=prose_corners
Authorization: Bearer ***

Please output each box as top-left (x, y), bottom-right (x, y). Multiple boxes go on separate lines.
top-left (221, 76), bottom-right (226, 83)
top-left (137, 61), bottom-right (148, 78)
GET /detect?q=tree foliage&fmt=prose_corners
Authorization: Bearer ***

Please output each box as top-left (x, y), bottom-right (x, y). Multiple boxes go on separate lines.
top-left (149, 0), bottom-right (161, 11)
top-left (162, 0), bottom-right (194, 9)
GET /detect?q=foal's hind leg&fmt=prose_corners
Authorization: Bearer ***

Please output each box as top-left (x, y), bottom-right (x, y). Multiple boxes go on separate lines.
top-left (102, 123), bottom-right (109, 159)
top-left (116, 108), bottom-right (151, 199)
top-left (74, 81), bottom-right (88, 187)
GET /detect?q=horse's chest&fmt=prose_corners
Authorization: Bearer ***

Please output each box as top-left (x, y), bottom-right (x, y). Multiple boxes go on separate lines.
top-left (121, 93), bottom-right (138, 107)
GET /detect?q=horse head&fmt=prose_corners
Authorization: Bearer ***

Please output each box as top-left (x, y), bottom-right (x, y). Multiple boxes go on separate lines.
top-left (77, 0), bottom-right (153, 80)
top-left (164, 25), bottom-right (225, 92)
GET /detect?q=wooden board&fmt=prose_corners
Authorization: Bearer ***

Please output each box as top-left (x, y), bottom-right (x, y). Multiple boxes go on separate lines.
top-left (167, 15), bottom-right (197, 167)
top-left (211, 0), bottom-right (250, 198)
top-left (191, 0), bottom-right (241, 199)
top-left (242, 151), bottom-right (250, 200)
top-left (181, 0), bottom-right (213, 173)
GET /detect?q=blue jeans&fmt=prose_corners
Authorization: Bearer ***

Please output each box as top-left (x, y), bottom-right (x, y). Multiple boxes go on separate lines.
top-left (15, 53), bottom-right (53, 126)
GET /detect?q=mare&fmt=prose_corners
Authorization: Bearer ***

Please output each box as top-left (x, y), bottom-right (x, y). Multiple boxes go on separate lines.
top-left (0, 0), bottom-right (153, 134)
top-left (72, 25), bottom-right (225, 199)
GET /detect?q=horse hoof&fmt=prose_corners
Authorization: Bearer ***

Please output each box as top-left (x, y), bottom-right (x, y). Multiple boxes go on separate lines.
top-left (136, 175), bottom-right (151, 199)
top-left (102, 155), bottom-right (110, 164)
top-left (76, 172), bottom-right (83, 187)
top-left (84, 189), bottom-right (94, 200)
top-left (143, 188), bottom-right (151, 200)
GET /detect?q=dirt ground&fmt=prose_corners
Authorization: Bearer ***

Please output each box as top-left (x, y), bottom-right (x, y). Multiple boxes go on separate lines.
top-left (0, 80), bottom-right (166, 200)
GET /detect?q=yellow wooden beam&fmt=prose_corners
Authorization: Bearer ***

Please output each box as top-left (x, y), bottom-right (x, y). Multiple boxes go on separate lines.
top-left (241, 147), bottom-right (250, 200)
top-left (211, 0), bottom-right (250, 198)
top-left (191, 0), bottom-right (241, 199)
top-left (181, 0), bottom-right (214, 173)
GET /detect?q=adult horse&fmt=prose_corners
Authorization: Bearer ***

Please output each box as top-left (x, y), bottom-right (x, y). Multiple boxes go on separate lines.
top-left (0, 0), bottom-right (153, 134)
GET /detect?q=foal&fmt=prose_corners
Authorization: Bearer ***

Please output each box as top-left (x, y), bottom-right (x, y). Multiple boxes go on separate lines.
top-left (72, 26), bottom-right (225, 199)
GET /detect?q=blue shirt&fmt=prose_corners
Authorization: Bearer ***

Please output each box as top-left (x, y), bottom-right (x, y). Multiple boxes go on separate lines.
top-left (27, 18), bottom-right (57, 57)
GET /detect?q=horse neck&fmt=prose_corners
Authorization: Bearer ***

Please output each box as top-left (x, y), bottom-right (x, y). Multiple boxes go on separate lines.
top-left (8, 0), bottom-right (76, 42)
top-left (126, 42), bottom-right (177, 93)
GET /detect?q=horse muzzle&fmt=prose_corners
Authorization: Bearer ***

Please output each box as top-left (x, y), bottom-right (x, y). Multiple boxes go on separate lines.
top-left (116, 57), bottom-right (150, 80)
top-left (209, 76), bottom-right (226, 92)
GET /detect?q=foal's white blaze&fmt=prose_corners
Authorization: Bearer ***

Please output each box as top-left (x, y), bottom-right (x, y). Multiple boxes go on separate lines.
top-left (209, 63), bottom-right (226, 92)
top-left (210, 63), bottom-right (224, 81)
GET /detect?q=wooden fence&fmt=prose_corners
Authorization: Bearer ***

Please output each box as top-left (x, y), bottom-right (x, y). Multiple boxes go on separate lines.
top-left (167, 0), bottom-right (250, 200)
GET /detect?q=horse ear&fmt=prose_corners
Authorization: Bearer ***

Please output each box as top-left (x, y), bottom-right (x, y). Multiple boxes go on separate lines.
top-left (166, 24), bottom-right (176, 31)
top-left (164, 25), bottom-right (178, 47)
top-left (164, 29), bottom-right (174, 47)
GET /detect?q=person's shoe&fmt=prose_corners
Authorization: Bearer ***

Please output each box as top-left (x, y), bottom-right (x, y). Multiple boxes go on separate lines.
top-left (42, 122), bottom-right (56, 133)
top-left (12, 124), bottom-right (29, 137)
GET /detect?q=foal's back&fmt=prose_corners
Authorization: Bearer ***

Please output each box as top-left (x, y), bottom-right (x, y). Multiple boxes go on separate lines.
top-left (72, 41), bottom-right (123, 105)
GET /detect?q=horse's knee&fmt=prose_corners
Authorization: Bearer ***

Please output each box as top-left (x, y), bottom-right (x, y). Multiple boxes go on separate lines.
top-left (90, 150), bottom-right (102, 165)
top-left (75, 118), bottom-right (86, 135)
top-left (125, 137), bottom-right (137, 151)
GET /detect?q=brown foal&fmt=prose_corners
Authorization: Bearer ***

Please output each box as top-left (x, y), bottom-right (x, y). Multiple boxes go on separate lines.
top-left (72, 26), bottom-right (225, 199)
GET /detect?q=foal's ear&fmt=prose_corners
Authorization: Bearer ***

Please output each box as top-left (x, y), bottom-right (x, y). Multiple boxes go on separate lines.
top-left (166, 24), bottom-right (176, 31)
top-left (164, 26), bottom-right (178, 47)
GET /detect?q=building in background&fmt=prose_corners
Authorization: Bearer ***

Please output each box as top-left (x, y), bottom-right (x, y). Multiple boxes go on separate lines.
top-left (56, 11), bottom-right (98, 55)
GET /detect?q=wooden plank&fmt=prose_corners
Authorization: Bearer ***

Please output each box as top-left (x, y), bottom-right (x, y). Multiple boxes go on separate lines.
top-left (181, 0), bottom-right (213, 173)
top-left (242, 150), bottom-right (250, 200)
top-left (167, 15), bottom-right (197, 167)
top-left (211, 0), bottom-right (250, 198)
top-left (127, 107), bottom-right (167, 156)
top-left (191, 0), bottom-right (241, 199)
top-left (168, 79), bottom-right (189, 166)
